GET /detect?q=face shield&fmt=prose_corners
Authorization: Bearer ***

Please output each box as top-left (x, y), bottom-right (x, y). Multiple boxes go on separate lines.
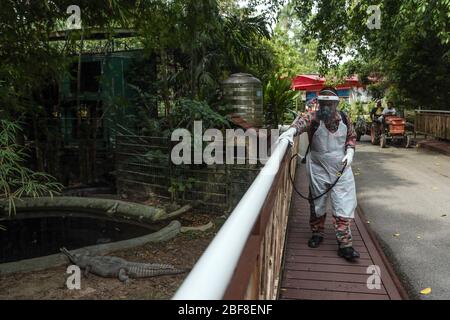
top-left (317, 95), bottom-right (339, 121)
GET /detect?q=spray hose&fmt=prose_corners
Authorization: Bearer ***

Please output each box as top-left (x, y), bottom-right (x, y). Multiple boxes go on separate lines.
top-left (288, 149), bottom-right (348, 203)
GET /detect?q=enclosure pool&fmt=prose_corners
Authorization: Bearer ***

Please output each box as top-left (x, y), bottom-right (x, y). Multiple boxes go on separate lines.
top-left (0, 213), bottom-right (160, 264)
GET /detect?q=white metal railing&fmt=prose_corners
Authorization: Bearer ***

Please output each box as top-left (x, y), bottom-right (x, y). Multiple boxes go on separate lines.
top-left (172, 128), bottom-right (297, 300)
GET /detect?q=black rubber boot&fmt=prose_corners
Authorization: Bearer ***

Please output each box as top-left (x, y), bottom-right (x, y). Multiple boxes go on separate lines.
top-left (338, 247), bottom-right (361, 261)
top-left (308, 235), bottom-right (324, 248)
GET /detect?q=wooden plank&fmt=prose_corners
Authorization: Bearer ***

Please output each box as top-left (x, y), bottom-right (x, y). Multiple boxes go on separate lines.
top-left (288, 223), bottom-right (359, 229)
top-left (288, 227), bottom-right (359, 233)
top-left (288, 228), bottom-right (361, 237)
top-left (282, 279), bottom-right (387, 295)
top-left (286, 248), bottom-right (370, 260)
top-left (289, 221), bottom-right (359, 227)
top-left (286, 238), bottom-right (365, 245)
top-left (287, 243), bottom-right (368, 253)
top-left (288, 225), bottom-right (359, 232)
top-left (283, 270), bottom-right (376, 284)
top-left (284, 262), bottom-right (369, 275)
top-left (285, 255), bottom-right (373, 267)
top-left (223, 235), bottom-right (261, 299)
top-left (280, 288), bottom-right (389, 300)
top-left (287, 232), bottom-right (363, 241)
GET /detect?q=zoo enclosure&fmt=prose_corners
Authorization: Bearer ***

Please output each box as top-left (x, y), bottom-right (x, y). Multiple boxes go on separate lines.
top-left (115, 134), bottom-right (262, 214)
top-left (415, 110), bottom-right (450, 141)
top-left (173, 128), bottom-right (299, 299)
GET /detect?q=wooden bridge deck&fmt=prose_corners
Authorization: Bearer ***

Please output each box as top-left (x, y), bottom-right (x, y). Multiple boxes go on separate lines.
top-left (279, 165), bottom-right (407, 300)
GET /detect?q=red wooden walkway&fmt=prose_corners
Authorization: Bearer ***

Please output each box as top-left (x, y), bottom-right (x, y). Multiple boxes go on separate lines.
top-left (279, 165), bottom-right (407, 300)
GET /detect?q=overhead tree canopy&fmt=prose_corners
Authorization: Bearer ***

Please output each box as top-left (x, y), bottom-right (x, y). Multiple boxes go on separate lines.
top-left (0, 0), bottom-right (284, 117)
top-left (0, 0), bottom-right (289, 187)
top-left (270, 2), bottom-right (319, 77)
top-left (291, 0), bottom-right (450, 110)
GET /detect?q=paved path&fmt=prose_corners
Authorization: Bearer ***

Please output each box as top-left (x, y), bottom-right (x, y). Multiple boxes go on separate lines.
top-left (353, 137), bottom-right (450, 300)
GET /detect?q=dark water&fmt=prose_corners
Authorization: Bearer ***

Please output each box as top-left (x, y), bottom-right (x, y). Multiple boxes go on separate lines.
top-left (0, 213), bottom-right (158, 263)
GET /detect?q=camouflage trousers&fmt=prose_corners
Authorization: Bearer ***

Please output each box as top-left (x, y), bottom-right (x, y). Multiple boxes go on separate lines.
top-left (310, 209), bottom-right (354, 249)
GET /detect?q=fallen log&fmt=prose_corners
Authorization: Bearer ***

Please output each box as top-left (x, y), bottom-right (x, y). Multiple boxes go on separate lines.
top-left (0, 197), bottom-right (192, 223)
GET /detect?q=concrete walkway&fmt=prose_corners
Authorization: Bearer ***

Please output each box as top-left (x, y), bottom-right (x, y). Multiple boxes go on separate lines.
top-left (354, 137), bottom-right (450, 300)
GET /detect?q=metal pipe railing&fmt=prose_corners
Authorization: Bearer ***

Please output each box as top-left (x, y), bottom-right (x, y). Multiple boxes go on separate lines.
top-left (172, 128), bottom-right (297, 300)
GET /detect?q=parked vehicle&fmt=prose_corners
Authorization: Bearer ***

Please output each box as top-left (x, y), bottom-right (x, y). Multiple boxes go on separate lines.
top-left (376, 115), bottom-right (413, 148)
top-left (355, 115), bottom-right (371, 142)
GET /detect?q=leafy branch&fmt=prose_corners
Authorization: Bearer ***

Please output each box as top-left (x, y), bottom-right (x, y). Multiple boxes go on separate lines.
top-left (169, 176), bottom-right (196, 203)
top-left (0, 120), bottom-right (63, 217)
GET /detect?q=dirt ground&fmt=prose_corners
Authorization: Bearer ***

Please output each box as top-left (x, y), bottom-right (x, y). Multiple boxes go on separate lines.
top-left (0, 213), bottom-right (224, 300)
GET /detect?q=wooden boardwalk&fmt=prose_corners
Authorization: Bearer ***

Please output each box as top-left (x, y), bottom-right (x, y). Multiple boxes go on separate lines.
top-left (279, 165), bottom-right (407, 300)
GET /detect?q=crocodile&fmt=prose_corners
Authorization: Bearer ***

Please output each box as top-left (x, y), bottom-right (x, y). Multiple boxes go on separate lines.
top-left (60, 247), bottom-right (188, 283)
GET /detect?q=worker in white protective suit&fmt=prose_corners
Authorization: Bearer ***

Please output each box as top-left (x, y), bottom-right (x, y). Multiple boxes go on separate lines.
top-left (279, 87), bottom-right (360, 261)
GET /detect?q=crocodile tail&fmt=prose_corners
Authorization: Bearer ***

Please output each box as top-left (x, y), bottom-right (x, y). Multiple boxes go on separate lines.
top-left (129, 265), bottom-right (189, 278)
top-left (145, 268), bottom-right (188, 277)
top-left (144, 263), bottom-right (179, 270)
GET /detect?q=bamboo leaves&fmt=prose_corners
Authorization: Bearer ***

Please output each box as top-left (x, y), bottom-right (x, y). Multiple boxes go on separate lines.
top-left (0, 120), bottom-right (63, 217)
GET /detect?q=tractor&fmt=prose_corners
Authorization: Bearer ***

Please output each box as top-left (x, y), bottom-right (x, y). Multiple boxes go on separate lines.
top-left (371, 115), bottom-right (413, 148)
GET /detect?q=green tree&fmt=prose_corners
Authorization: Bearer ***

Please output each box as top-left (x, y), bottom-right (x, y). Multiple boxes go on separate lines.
top-left (292, 0), bottom-right (450, 110)
top-left (270, 2), bottom-right (320, 77)
top-left (0, 120), bottom-right (62, 217)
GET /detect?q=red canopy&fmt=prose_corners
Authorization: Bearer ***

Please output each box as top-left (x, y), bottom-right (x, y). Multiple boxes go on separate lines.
top-left (292, 74), bottom-right (364, 91)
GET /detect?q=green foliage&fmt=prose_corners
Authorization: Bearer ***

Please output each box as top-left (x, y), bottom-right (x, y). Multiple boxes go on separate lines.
top-left (0, 0), bottom-right (137, 116)
top-left (133, 0), bottom-right (275, 103)
top-left (0, 0), bottom-right (281, 187)
top-left (264, 75), bottom-right (300, 126)
top-left (0, 120), bottom-right (62, 217)
top-left (170, 99), bottom-right (231, 132)
top-left (169, 176), bottom-right (196, 202)
top-left (0, 0), bottom-right (277, 116)
top-left (270, 3), bottom-right (320, 77)
top-left (270, 31), bottom-right (320, 77)
top-left (339, 100), bottom-right (350, 114)
top-left (292, 0), bottom-right (450, 110)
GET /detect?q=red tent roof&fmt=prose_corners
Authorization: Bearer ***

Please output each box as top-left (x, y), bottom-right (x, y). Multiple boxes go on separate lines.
top-left (292, 74), bottom-right (364, 91)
